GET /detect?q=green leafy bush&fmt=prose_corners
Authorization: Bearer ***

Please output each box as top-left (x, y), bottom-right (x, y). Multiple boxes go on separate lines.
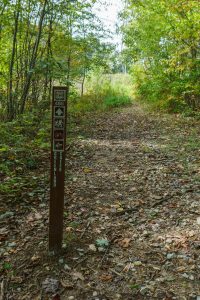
top-left (104, 94), bottom-right (131, 108)
top-left (69, 71), bottom-right (133, 114)
top-left (0, 110), bottom-right (50, 179)
top-left (121, 0), bottom-right (200, 113)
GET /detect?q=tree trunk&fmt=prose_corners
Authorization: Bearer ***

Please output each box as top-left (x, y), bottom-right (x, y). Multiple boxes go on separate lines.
top-left (20, 0), bottom-right (48, 114)
top-left (81, 68), bottom-right (86, 97)
top-left (43, 11), bottom-right (53, 105)
top-left (7, 0), bottom-right (20, 120)
top-left (0, 4), bottom-right (6, 40)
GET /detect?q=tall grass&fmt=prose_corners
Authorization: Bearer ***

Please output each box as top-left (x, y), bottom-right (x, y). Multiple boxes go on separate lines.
top-left (69, 71), bottom-right (133, 114)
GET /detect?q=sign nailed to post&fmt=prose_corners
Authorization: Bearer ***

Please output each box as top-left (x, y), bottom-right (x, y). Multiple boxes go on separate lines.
top-left (49, 86), bottom-right (68, 253)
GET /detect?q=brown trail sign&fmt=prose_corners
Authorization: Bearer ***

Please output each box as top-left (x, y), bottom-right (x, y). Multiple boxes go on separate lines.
top-left (49, 87), bottom-right (68, 253)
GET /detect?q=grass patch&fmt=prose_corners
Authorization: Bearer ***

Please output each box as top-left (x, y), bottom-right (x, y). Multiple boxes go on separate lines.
top-left (104, 94), bottom-right (131, 108)
top-left (69, 73), bottom-right (133, 115)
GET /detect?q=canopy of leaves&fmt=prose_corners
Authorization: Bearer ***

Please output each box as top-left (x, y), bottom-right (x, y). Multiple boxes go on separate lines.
top-left (120, 0), bottom-right (200, 112)
top-left (0, 0), bottom-right (113, 120)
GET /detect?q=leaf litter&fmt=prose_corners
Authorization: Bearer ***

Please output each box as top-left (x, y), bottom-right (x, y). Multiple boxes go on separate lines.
top-left (1, 104), bottom-right (200, 299)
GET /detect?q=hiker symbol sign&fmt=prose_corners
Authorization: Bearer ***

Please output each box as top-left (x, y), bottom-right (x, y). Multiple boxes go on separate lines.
top-left (49, 86), bottom-right (68, 253)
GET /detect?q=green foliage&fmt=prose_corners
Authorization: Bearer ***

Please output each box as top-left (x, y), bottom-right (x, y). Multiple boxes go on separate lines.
top-left (96, 238), bottom-right (109, 248)
top-left (130, 284), bottom-right (140, 290)
top-left (0, 0), bottom-right (112, 120)
top-left (121, 0), bottom-right (200, 112)
top-left (0, 110), bottom-right (50, 197)
top-left (70, 72), bottom-right (133, 114)
top-left (2, 262), bottom-right (12, 271)
top-left (104, 94), bottom-right (131, 108)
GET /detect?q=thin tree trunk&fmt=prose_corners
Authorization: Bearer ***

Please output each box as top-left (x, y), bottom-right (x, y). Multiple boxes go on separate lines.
top-left (43, 11), bottom-right (53, 104)
top-left (81, 67), bottom-right (86, 97)
top-left (20, 0), bottom-right (48, 114)
top-left (66, 52), bottom-right (71, 98)
top-left (0, 3), bottom-right (8, 40)
top-left (81, 18), bottom-right (86, 97)
top-left (7, 0), bottom-right (20, 120)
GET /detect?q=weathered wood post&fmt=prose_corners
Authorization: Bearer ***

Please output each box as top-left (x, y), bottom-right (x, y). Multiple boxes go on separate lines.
top-left (49, 86), bottom-right (68, 253)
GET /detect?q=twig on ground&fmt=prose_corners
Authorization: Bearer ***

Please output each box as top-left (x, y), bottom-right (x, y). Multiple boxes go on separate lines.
top-left (73, 256), bottom-right (88, 269)
top-left (110, 269), bottom-right (124, 277)
top-left (0, 279), bottom-right (5, 300)
top-left (80, 221), bottom-right (91, 239)
top-left (115, 207), bottom-right (139, 216)
top-left (151, 196), bottom-right (171, 208)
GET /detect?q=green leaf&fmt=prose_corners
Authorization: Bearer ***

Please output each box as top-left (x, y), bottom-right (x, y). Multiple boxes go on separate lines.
top-left (130, 284), bottom-right (140, 290)
top-left (96, 238), bottom-right (109, 248)
top-left (3, 262), bottom-right (12, 270)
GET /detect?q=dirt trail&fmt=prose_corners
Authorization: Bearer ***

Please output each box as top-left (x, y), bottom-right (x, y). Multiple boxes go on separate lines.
top-left (2, 104), bottom-right (200, 299)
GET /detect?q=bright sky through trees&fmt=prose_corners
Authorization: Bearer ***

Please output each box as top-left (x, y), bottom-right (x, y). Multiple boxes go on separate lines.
top-left (93, 0), bottom-right (124, 47)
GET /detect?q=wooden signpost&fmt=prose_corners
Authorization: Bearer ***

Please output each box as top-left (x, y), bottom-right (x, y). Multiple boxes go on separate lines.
top-left (49, 86), bottom-right (68, 253)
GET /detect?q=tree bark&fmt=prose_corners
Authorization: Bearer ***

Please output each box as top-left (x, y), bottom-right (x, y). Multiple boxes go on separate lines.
top-left (20, 0), bottom-right (48, 114)
top-left (43, 9), bottom-right (53, 105)
top-left (81, 67), bottom-right (86, 97)
top-left (7, 0), bottom-right (20, 120)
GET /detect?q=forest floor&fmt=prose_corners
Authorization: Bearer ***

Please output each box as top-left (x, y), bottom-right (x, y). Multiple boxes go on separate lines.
top-left (1, 103), bottom-right (200, 300)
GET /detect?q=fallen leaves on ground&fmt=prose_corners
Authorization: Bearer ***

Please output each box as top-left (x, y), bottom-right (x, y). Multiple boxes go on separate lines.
top-left (1, 104), bottom-right (200, 299)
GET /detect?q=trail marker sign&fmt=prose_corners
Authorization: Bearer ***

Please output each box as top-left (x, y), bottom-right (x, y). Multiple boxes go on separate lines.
top-left (49, 86), bottom-right (68, 253)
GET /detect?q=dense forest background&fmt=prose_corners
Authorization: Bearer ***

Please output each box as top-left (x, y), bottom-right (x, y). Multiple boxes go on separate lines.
top-left (0, 0), bottom-right (118, 121)
top-left (0, 0), bottom-right (199, 121)
top-left (121, 0), bottom-right (200, 112)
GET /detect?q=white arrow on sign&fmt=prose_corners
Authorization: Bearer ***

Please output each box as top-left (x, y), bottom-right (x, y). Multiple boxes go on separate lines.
top-left (55, 108), bottom-right (64, 116)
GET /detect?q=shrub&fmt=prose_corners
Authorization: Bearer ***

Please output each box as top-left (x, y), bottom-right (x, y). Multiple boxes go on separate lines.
top-left (69, 71), bottom-right (133, 114)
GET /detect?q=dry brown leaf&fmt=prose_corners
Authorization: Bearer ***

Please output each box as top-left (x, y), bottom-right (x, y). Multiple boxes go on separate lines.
top-left (89, 244), bottom-right (97, 252)
top-left (72, 271), bottom-right (84, 281)
top-left (26, 214), bottom-right (34, 222)
top-left (61, 279), bottom-right (74, 289)
top-left (11, 276), bottom-right (23, 284)
top-left (0, 228), bottom-right (8, 241)
top-left (100, 274), bottom-right (113, 282)
top-left (34, 212), bottom-right (42, 220)
top-left (117, 207), bottom-right (124, 212)
top-left (177, 266), bottom-right (186, 272)
top-left (188, 230), bottom-right (195, 237)
top-left (65, 227), bottom-right (74, 232)
top-left (118, 238), bottom-right (131, 248)
top-left (31, 255), bottom-right (41, 262)
top-left (123, 264), bottom-right (131, 272)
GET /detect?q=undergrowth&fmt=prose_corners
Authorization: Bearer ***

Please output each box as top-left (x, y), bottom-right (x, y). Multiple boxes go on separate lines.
top-left (69, 73), bottom-right (133, 115)
top-left (0, 110), bottom-right (50, 197)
